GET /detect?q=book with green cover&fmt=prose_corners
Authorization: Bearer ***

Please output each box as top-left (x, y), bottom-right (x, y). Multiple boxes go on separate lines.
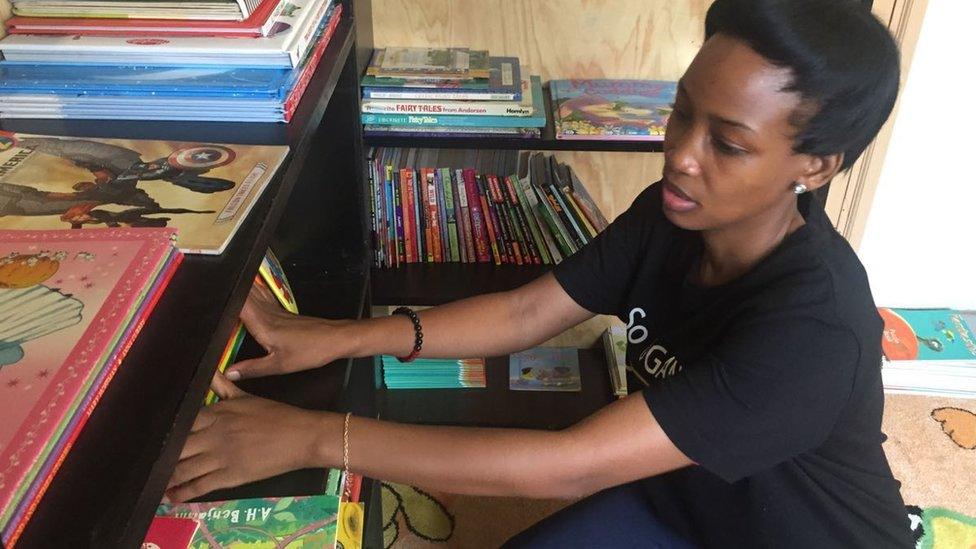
top-left (156, 494), bottom-right (340, 548)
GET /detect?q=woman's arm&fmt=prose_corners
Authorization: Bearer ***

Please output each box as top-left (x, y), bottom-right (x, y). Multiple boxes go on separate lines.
top-left (166, 378), bottom-right (693, 503)
top-left (228, 273), bottom-right (594, 379)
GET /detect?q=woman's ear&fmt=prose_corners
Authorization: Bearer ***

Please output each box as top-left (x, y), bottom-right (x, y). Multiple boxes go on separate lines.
top-left (796, 153), bottom-right (844, 193)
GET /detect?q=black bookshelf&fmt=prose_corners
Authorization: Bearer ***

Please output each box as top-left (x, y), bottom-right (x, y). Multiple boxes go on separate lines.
top-left (1, 14), bottom-right (380, 547)
top-left (363, 83), bottom-right (666, 153)
top-left (371, 263), bottom-right (548, 306)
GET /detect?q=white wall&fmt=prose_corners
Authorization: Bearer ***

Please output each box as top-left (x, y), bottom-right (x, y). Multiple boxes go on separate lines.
top-left (858, 0), bottom-right (976, 309)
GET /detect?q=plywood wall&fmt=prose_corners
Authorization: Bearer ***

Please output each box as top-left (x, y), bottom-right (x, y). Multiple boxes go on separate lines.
top-left (372, 0), bottom-right (709, 219)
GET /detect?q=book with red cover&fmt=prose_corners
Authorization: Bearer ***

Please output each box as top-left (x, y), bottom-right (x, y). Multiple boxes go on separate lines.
top-left (461, 169), bottom-right (491, 263)
top-left (142, 516), bottom-right (200, 549)
top-left (7, 0), bottom-right (284, 37)
top-left (0, 228), bottom-right (181, 546)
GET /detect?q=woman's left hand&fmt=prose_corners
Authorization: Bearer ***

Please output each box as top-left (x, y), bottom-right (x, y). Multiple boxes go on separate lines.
top-left (164, 372), bottom-right (339, 503)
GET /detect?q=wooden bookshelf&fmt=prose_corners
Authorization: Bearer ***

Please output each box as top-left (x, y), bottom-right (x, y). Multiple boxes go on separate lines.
top-left (363, 83), bottom-right (667, 153)
top-left (0, 10), bottom-right (381, 547)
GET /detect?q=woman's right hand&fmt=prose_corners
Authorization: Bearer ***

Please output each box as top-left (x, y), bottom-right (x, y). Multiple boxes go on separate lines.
top-left (225, 282), bottom-right (357, 380)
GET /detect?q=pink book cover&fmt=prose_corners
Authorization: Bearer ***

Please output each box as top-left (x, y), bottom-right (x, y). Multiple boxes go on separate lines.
top-left (6, 249), bottom-right (182, 543)
top-left (0, 228), bottom-right (179, 544)
top-left (142, 516), bottom-right (200, 549)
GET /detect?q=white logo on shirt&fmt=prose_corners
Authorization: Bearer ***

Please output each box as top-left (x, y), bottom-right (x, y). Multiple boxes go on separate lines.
top-left (639, 344), bottom-right (682, 379)
top-left (626, 307), bottom-right (648, 344)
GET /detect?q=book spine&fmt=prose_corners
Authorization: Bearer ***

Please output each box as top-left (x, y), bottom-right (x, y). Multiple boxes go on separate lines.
top-left (392, 169), bottom-right (407, 265)
top-left (545, 184), bottom-right (586, 250)
top-left (400, 169), bottom-right (416, 263)
top-left (361, 112), bottom-right (545, 128)
top-left (362, 88), bottom-right (520, 101)
top-left (361, 99), bottom-right (532, 117)
top-left (422, 168), bottom-right (442, 262)
top-left (412, 169), bottom-right (427, 263)
top-left (503, 175), bottom-right (543, 265)
top-left (566, 166), bottom-right (610, 231)
top-left (455, 169), bottom-right (477, 263)
top-left (440, 167), bottom-right (460, 263)
top-left (558, 185), bottom-right (594, 243)
top-left (516, 175), bottom-right (560, 263)
top-left (534, 185), bottom-right (576, 257)
top-left (475, 174), bottom-right (504, 265)
top-left (385, 164), bottom-right (398, 268)
top-left (282, 5), bottom-right (342, 119)
top-left (565, 190), bottom-right (598, 239)
top-left (462, 168), bottom-right (492, 263)
top-left (435, 169), bottom-right (451, 262)
top-left (487, 175), bottom-right (522, 265)
top-left (367, 151), bottom-right (378, 267)
top-left (509, 174), bottom-right (551, 265)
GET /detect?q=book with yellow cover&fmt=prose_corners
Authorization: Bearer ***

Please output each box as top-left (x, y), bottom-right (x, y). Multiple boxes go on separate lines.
top-left (0, 131), bottom-right (288, 255)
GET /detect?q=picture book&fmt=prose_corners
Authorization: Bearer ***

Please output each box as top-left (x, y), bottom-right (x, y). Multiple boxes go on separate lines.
top-left (0, 228), bottom-right (180, 544)
top-left (509, 347), bottom-right (581, 392)
top-left (879, 308), bottom-right (976, 362)
top-left (550, 79), bottom-right (677, 141)
top-left (367, 47), bottom-right (475, 79)
top-left (361, 57), bottom-right (520, 101)
top-left (142, 516), bottom-right (200, 549)
top-left (157, 494), bottom-right (340, 549)
top-left (602, 326), bottom-right (628, 398)
top-left (0, 132), bottom-right (289, 255)
top-left (0, 0), bottom-right (330, 68)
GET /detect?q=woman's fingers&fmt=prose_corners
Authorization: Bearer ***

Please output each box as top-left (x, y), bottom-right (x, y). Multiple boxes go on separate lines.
top-left (225, 354), bottom-right (278, 381)
top-left (166, 469), bottom-right (232, 504)
top-left (211, 370), bottom-right (247, 398)
top-left (167, 452), bottom-right (220, 491)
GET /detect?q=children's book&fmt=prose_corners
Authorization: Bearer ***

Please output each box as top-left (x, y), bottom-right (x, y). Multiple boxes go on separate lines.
top-left (0, 132), bottom-right (288, 255)
top-left (509, 347), bottom-right (581, 392)
top-left (156, 494), bottom-right (341, 549)
top-left (361, 56), bottom-right (521, 101)
top-left (602, 326), bottom-right (628, 398)
top-left (879, 308), bottom-right (976, 362)
top-left (0, 227), bottom-right (181, 545)
top-left (550, 79), bottom-right (676, 141)
top-left (142, 516), bottom-right (200, 549)
top-left (0, 0), bottom-right (330, 68)
top-left (367, 47), bottom-right (473, 79)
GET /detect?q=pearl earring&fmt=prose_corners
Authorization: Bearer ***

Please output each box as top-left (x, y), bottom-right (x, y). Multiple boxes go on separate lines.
top-left (793, 183), bottom-right (808, 195)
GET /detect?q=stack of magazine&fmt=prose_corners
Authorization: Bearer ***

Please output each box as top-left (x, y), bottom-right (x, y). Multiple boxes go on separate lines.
top-left (361, 47), bottom-right (545, 139)
top-left (0, 0), bottom-right (343, 122)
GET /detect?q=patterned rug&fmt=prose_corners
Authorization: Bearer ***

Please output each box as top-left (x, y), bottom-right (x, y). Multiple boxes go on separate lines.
top-left (382, 393), bottom-right (976, 548)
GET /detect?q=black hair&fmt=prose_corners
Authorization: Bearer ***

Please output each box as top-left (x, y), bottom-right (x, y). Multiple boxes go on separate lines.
top-left (705, 0), bottom-right (900, 170)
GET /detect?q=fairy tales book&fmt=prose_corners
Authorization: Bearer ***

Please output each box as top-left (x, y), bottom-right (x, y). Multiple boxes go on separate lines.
top-left (0, 131), bottom-right (289, 255)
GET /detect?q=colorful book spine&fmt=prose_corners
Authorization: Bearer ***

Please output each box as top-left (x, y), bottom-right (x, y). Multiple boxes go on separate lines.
top-left (545, 184), bottom-right (586, 250)
top-left (440, 168), bottom-right (460, 263)
top-left (502, 175), bottom-right (541, 265)
top-left (435, 169), bottom-right (451, 262)
top-left (487, 175), bottom-right (521, 265)
top-left (399, 169), bottom-right (415, 263)
top-left (534, 184), bottom-right (576, 257)
top-left (475, 174), bottom-right (504, 265)
top-left (391, 167), bottom-right (405, 266)
top-left (565, 190), bottom-right (598, 239)
top-left (455, 169), bottom-right (476, 263)
top-left (462, 168), bottom-right (491, 263)
top-left (361, 98), bottom-right (533, 117)
top-left (517, 175), bottom-right (561, 263)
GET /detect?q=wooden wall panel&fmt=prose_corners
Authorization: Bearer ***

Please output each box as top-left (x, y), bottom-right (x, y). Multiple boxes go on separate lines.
top-left (372, 0), bottom-right (709, 219)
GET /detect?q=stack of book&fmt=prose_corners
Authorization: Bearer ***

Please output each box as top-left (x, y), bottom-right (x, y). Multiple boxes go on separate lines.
top-left (879, 308), bottom-right (976, 398)
top-left (381, 355), bottom-right (486, 389)
top-left (360, 47), bottom-right (545, 139)
top-left (367, 148), bottom-right (608, 268)
top-left (0, 228), bottom-right (182, 546)
top-left (0, 0), bottom-right (342, 122)
top-left (550, 79), bottom-right (677, 141)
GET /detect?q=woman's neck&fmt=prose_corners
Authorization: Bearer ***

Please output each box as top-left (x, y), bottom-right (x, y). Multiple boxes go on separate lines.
top-left (697, 200), bottom-right (806, 287)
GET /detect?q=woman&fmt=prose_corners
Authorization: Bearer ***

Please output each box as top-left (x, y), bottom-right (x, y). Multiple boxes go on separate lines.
top-left (167, 0), bottom-right (914, 546)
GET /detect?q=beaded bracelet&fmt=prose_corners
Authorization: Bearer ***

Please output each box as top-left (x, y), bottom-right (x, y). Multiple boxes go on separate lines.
top-left (392, 306), bottom-right (423, 362)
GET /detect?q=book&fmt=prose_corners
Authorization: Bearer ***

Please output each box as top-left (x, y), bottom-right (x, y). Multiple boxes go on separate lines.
top-left (878, 308), bottom-right (976, 398)
top-left (550, 79), bottom-right (677, 141)
top-left (361, 76), bottom-right (546, 128)
top-left (0, 0), bottom-right (332, 68)
top-left (360, 55), bottom-right (520, 101)
top-left (142, 516), bottom-right (200, 549)
top-left (156, 494), bottom-right (341, 548)
top-left (602, 326), bottom-right (628, 398)
top-left (0, 132), bottom-right (289, 255)
top-left (509, 348), bottom-right (582, 392)
top-left (0, 228), bottom-right (180, 545)
top-left (6, 0), bottom-right (284, 37)
top-left (381, 356), bottom-right (486, 389)
top-left (367, 47), bottom-right (473, 79)
top-left (361, 79), bottom-right (535, 116)
top-left (11, 0), bottom-right (261, 20)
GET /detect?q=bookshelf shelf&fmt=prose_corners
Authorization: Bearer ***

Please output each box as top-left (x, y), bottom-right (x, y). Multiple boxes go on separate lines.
top-left (0, 14), bottom-right (380, 548)
top-left (371, 263), bottom-right (549, 306)
top-left (363, 83), bottom-right (666, 153)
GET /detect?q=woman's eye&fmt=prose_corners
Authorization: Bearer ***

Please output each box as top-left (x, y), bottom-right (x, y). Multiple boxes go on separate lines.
top-left (713, 137), bottom-right (745, 156)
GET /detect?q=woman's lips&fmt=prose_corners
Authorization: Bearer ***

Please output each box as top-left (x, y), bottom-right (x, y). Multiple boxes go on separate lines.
top-left (662, 180), bottom-right (700, 212)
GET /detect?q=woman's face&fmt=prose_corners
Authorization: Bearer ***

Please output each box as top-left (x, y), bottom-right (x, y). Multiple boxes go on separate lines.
top-left (661, 33), bottom-right (835, 231)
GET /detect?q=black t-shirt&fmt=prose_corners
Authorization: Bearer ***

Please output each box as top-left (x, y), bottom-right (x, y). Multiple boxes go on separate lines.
top-left (553, 181), bottom-right (913, 548)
